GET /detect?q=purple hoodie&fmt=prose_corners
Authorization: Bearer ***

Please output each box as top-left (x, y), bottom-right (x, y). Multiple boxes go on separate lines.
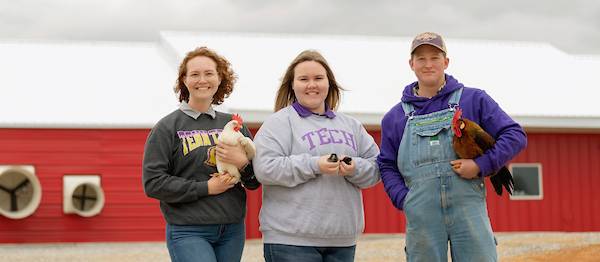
top-left (377, 74), bottom-right (527, 210)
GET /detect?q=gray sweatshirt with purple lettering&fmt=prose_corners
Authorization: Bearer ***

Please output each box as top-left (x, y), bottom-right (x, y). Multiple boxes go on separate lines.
top-left (253, 104), bottom-right (380, 247)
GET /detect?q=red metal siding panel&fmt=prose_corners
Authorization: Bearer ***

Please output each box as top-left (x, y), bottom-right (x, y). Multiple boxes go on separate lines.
top-left (593, 135), bottom-right (600, 227)
top-left (0, 129), bottom-right (166, 243)
top-left (485, 133), bottom-right (600, 232)
top-left (362, 131), bottom-right (600, 233)
top-left (1, 128), bottom-right (599, 243)
top-left (0, 128), bottom-right (263, 243)
top-left (245, 189), bottom-right (262, 239)
top-left (361, 130), bottom-right (594, 233)
top-left (363, 184), bottom-right (406, 233)
top-left (362, 130), bottom-right (406, 234)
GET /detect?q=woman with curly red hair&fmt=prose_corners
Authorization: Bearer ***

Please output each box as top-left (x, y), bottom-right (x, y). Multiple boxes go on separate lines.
top-left (143, 47), bottom-right (260, 262)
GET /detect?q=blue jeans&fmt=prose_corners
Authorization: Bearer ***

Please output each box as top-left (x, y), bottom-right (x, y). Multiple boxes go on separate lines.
top-left (264, 243), bottom-right (356, 262)
top-left (166, 222), bottom-right (245, 262)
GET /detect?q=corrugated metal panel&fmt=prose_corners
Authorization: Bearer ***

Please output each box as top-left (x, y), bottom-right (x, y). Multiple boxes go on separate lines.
top-left (486, 133), bottom-right (600, 231)
top-left (362, 129), bottom-right (406, 233)
top-left (0, 128), bottom-right (166, 243)
top-left (1, 129), bottom-right (599, 243)
top-left (364, 132), bottom-right (600, 233)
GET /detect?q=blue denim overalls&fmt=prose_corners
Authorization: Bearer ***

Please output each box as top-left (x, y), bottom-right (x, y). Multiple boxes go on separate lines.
top-left (398, 88), bottom-right (497, 261)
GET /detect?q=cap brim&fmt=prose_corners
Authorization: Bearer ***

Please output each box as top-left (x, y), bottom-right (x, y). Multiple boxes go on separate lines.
top-left (411, 43), bottom-right (446, 54)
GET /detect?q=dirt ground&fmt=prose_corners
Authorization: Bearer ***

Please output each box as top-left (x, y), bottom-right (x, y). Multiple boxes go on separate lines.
top-left (505, 244), bottom-right (600, 262)
top-left (1, 232), bottom-right (600, 261)
top-left (349, 232), bottom-right (600, 262)
top-left (495, 232), bottom-right (600, 262)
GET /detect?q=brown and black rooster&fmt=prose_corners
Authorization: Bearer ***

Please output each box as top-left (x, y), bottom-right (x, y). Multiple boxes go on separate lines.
top-left (451, 108), bottom-right (514, 196)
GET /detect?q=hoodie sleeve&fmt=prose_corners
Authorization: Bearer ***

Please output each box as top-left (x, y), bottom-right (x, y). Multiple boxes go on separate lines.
top-left (471, 90), bottom-right (527, 176)
top-left (142, 122), bottom-right (209, 203)
top-left (343, 121), bottom-right (381, 189)
top-left (377, 107), bottom-right (410, 210)
top-left (253, 115), bottom-right (320, 187)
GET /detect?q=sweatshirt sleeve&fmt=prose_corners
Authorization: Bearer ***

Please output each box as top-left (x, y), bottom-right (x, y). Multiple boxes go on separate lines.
top-left (343, 121), bottom-right (381, 189)
top-left (472, 91), bottom-right (528, 176)
top-left (239, 125), bottom-right (261, 190)
top-left (142, 122), bottom-right (209, 203)
top-left (253, 116), bottom-right (320, 187)
top-left (377, 108), bottom-right (410, 210)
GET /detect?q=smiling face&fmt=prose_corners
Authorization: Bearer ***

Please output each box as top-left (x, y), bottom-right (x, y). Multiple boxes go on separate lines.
top-left (292, 61), bottom-right (329, 114)
top-left (409, 44), bottom-right (449, 89)
top-left (183, 55), bottom-right (221, 107)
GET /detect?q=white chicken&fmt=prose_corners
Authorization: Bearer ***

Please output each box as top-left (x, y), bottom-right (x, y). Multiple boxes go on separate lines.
top-left (216, 114), bottom-right (256, 184)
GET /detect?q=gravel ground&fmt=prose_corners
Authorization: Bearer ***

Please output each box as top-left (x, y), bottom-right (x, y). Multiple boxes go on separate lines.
top-left (1, 232), bottom-right (600, 261)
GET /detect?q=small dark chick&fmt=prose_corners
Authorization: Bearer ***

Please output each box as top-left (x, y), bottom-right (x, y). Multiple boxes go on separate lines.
top-left (327, 153), bottom-right (339, 162)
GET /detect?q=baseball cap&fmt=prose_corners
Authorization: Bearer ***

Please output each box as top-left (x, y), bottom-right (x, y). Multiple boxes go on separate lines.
top-left (410, 32), bottom-right (447, 54)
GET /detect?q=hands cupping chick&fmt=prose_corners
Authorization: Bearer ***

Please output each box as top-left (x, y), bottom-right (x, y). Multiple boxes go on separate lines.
top-left (318, 153), bottom-right (354, 176)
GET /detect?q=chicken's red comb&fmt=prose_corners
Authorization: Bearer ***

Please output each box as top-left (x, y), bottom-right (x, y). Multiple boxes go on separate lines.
top-left (452, 108), bottom-right (463, 137)
top-left (452, 108), bottom-right (462, 125)
top-left (232, 114), bottom-right (243, 124)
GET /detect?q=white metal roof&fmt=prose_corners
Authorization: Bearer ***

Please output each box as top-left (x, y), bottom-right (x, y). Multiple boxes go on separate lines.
top-left (1, 32), bottom-right (599, 129)
top-left (0, 40), bottom-right (177, 128)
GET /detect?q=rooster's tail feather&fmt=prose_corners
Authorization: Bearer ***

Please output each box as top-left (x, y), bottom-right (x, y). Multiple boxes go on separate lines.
top-left (490, 166), bottom-right (514, 196)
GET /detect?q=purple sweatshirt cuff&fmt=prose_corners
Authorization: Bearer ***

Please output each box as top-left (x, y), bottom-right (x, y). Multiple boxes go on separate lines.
top-left (396, 188), bottom-right (409, 210)
top-left (474, 156), bottom-right (492, 177)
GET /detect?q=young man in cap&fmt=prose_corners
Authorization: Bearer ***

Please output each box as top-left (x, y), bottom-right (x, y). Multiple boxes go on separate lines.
top-left (377, 32), bottom-right (527, 261)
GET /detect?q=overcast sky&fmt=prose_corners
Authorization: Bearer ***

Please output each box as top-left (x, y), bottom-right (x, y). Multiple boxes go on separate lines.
top-left (1, 0), bottom-right (599, 55)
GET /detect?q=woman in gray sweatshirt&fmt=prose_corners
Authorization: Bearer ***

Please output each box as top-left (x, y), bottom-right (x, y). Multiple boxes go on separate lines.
top-left (253, 50), bottom-right (381, 262)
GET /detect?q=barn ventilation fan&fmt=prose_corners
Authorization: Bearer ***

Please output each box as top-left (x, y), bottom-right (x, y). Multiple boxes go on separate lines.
top-left (63, 175), bottom-right (105, 217)
top-left (0, 165), bottom-right (42, 219)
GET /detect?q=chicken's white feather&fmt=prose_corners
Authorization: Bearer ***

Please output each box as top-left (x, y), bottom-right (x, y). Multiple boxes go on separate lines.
top-left (216, 117), bottom-right (256, 183)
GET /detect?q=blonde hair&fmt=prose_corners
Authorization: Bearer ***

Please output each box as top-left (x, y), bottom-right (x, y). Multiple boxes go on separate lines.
top-left (274, 50), bottom-right (343, 112)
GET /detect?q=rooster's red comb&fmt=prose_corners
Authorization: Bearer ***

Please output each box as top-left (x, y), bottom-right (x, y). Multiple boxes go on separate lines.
top-left (452, 108), bottom-right (462, 125)
top-left (452, 108), bottom-right (463, 137)
top-left (232, 114), bottom-right (243, 124)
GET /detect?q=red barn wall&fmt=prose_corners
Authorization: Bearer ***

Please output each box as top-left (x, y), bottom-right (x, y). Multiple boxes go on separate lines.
top-left (0, 128), bottom-right (599, 243)
top-left (0, 129), bottom-right (160, 243)
top-left (486, 133), bottom-right (600, 231)
top-left (362, 131), bottom-right (600, 233)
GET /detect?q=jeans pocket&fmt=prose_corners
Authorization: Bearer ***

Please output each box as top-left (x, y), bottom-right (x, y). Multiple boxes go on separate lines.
top-left (402, 181), bottom-right (422, 216)
top-left (402, 180), bottom-right (430, 219)
top-left (471, 179), bottom-right (486, 198)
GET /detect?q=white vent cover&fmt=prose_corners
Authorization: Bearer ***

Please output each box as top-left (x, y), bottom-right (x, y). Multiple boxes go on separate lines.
top-left (0, 165), bottom-right (42, 219)
top-left (63, 175), bottom-right (105, 217)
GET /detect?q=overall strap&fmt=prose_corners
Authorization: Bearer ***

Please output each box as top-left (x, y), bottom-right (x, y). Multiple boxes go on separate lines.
top-left (448, 88), bottom-right (463, 107)
top-left (401, 102), bottom-right (415, 118)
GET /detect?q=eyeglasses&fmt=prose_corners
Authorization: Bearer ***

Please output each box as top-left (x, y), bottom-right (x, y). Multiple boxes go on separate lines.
top-left (186, 72), bottom-right (217, 80)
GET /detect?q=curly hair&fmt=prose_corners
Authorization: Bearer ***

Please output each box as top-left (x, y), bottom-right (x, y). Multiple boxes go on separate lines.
top-left (274, 50), bottom-right (343, 112)
top-left (174, 47), bottom-right (237, 105)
